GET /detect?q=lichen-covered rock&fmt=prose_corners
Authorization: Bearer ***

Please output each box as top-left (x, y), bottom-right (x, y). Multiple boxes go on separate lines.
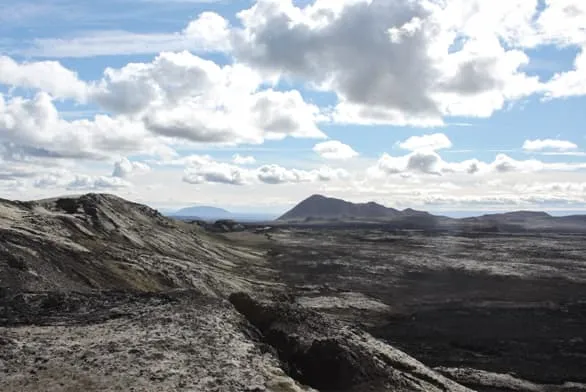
top-left (0, 291), bottom-right (314, 392)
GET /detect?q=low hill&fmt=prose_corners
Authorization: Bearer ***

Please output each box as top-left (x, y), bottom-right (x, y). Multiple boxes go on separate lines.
top-left (171, 205), bottom-right (275, 222)
top-left (172, 206), bottom-right (232, 220)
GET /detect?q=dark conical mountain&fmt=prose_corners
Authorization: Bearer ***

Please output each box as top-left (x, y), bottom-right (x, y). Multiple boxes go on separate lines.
top-left (278, 194), bottom-right (403, 221)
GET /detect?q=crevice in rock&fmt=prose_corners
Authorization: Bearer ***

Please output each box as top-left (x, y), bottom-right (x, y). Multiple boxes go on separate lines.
top-left (230, 292), bottom-right (363, 391)
top-left (228, 292), bottom-right (466, 392)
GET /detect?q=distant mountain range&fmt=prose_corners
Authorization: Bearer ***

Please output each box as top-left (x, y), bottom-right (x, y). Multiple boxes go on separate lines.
top-left (277, 194), bottom-right (586, 233)
top-left (170, 206), bottom-right (276, 222)
top-left (165, 195), bottom-right (586, 232)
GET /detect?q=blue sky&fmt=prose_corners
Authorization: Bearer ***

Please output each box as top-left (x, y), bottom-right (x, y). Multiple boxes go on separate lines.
top-left (1, 0), bottom-right (585, 214)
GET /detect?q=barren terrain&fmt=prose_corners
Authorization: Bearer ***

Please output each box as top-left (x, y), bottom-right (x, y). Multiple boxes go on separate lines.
top-left (2, 194), bottom-right (586, 391)
top-left (244, 228), bottom-right (586, 390)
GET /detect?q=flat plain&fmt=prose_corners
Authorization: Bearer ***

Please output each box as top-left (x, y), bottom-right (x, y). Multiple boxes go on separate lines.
top-left (243, 228), bottom-right (586, 387)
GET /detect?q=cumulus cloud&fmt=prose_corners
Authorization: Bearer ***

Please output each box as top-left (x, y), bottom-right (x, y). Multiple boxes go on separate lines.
top-left (2, 0), bottom-right (586, 209)
top-left (179, 155), bottom-right (348, 186)
top-left (5, 0), bottom-right (586, 125)
top-left (256, 165), bottom-right (313, 184)
top-left (529, 0), bottom-right (586, 47)
top-left (523, 139), bottom-right (578, 152)
top-left (313, 140), bottom-right (359, 160)
top-left (2, 0), bottom-right (585, 138)
top-left (31, 170), bottom-right (132, 191)
top-left (183, 158), bottom-right (251, 185)
top-left (112, 158), bottom-right (151, 178)
top-left (0, 93), bottom-right (159, 161)
top-left (544, 47), bottom-right (586, 99)
top-left (0, 52), bottom-right (326, 166)
top-left (368, 151), bottom-right (446, 177)
top-left (368, 151), bottom-right (586, 179)
top-left (490, 154), bottom-right (542, 173)
top-left (94, 52), bottom-right (325, 144)
top-left (66, 175), bottom-right (131, 191)
top-left (314, 166), bottom-right (350, 182)
top-left (232, 154), bottom-right (256, 165)
top-left (256, 164), bottom-right (348, 184)
top-left (0, 56), bottom-right (88, 101)
top-left (399, 133), bottom-right (452, 151)
top-left (230, 0), bottom-right (542, 125)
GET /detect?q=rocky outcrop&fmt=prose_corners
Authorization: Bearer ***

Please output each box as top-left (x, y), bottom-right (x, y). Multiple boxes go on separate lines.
top-left (0, 290), bottom-right (313, 392)
top-left (229, 292), bottom-right (471, 392)
top-left (0, 193), bottom-right (273, 295)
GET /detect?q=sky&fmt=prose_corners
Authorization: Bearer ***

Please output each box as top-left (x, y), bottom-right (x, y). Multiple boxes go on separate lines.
top-left (0, 0), bottom-right (585, 214)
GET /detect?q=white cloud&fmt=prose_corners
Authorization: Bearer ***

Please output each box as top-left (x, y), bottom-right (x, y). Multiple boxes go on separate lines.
top-left (0, 93), bottom-right (161, 161)
top-left (66, 175), bottom-right (131, 191)
top-left (0, 56), bottom-right (88, 101)
top-left (490, 153), bottom-right (543, 173)
top-left (256, 164), bottom-right (348, 184)
top-left (183, 164), bottom-right (249, 185)
top-left (368, 151), bottom-right (446, 177)
top-left (0, 52), bottom-right (326, 159)
top-left (232, 154), bottom-right (256, 165)
top-left (368, 151), bottom-right (586, 179)
top-left (256, 164), bottom-right (314, 184)
top-left (2, 0), bottom-right (586, 211)
top-left (31, 169), bottom-right (132, 191)
top-left (523, 139), bottom-right (578, 152)
top-left (182, 154), bottom-right (251, 185)
top-left (112, 158), bottom-right (151, 178)
top-left (183, 12), bottom-right (232, 51)
top-left (530, 0), bottom-right (586, 47)
top-left (179, 155), bottom-right (348, 186)
top-left (399, 133), bottom-right (452, 151)
top-left (544, 46), bottom-right (586, 99)
top-left (313, 140), bottom-right (359, 160)
top-left (93, 52), bottom-right (325, 144)
top-left (314, 166), bottom-right (350, 182)
top-left (230, 0), bottom-right (542, 125)
top-left (4, 0), bottom-right (586, 126)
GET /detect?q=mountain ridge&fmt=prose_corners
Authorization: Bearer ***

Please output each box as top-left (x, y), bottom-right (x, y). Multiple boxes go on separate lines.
top-left (277, 194), bottom-right (586, 233)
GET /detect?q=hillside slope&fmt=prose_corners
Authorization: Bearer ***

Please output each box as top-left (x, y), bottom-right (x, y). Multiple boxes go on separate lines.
top-left (0, 193), bottom-right (271, 294)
